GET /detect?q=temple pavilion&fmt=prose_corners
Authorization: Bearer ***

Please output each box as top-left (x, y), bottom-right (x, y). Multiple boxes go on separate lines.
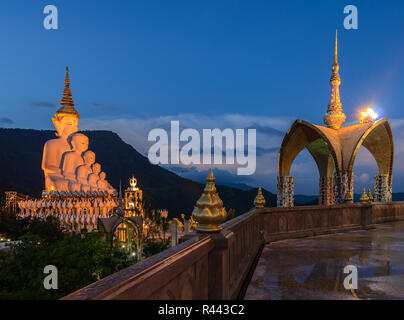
top-left (277, 31), bottom-right (394, 207)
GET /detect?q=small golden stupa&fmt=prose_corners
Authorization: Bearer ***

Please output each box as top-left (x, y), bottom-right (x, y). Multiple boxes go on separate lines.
top-left (254, 187), bottom-right (266, 208)
top-left (360, 188), bottom-right (370, 203)
top-left (368, 189), bottom-right (374, 202)
top-left (192, 169), bottom-right (227, 232)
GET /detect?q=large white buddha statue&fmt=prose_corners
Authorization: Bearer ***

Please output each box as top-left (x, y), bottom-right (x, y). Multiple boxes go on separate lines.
top-left (62, 132), bottom-right (89, 192)
top-left (42, 67), bottom-right (80, 192)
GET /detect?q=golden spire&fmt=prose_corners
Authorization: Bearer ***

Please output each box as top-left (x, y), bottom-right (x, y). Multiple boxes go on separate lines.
top-left (254, 187), bottom-right (266, 208)
top-left (192, 169), bottom-right (227, 232)
top-left (55, 67), bottom-right (80, 118)
top-left (323, 30), bottom-right (346, 130)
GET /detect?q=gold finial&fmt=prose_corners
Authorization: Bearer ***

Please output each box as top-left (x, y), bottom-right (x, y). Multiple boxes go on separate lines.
top-left (128, 176), bottom-right (138, 191)
top-left (254, 187), bottom-right (266, 208)
top-left (334, 29), bottom-right (338, 65)
top-left (323, 30), bottom-right (346, 130)
top-left (360, 188), bottom-right (370, 203)
top-left (367, 188), bottom-right (373, 202)
top-left (192, 169), bottom-right (227, 232)
top-left (55, 66), bottom-right (80, 119)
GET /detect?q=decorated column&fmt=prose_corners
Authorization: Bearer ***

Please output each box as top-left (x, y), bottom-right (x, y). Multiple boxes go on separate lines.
top-left (277, 176), bottom-right (294, 207)
top-left (374, 174), bottom-right (392, 202)
top-left (319, 177), bottom-right (334, 206)
top-left (333, 171), bottom-right (353, 204)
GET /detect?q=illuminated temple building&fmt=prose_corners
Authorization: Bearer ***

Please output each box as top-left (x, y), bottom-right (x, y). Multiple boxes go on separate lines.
top-left (277, 31), bottom-right (394, 207)
top-left (18, 68), bottom-right (122, 232)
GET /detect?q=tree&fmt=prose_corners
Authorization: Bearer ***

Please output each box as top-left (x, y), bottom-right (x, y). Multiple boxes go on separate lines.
top-left (0, 232), bottom-right (132, 300)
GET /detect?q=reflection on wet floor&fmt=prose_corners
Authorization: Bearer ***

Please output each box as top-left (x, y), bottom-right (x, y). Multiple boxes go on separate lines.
top-left (245, 221), bottom-right (404, 300)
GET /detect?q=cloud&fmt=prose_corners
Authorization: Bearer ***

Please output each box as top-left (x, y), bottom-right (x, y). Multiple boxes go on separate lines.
top-left (0, 117), bottom-right (14, 125)
top-left (80, 114), bottom-right (404, 195)
top-left (31, 101), bottom-right (56, 108)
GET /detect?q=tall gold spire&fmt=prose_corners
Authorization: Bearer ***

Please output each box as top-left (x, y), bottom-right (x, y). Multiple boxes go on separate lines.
top-left (323, 30), bottom-right (345, 130)
top-left (55, 67), bottom-right (80, 118)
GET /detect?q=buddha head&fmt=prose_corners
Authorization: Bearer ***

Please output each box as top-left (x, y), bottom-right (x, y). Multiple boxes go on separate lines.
top-left (52, 67), bottom-right (80, 138)
top-left (92, 163), bottom-right (101, 175)
top-left (69, 133), bottom-right (89, 153)
top-left (52, 114), bottom-right (79, 138)
top-left (99, 172), bottom-right (106, 180)
top-left (82, 150), bottom-right (96, 166)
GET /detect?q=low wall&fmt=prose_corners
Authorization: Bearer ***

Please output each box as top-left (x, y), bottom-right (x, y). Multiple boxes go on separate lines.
top-left (62, 209), bottom-right (263, 300)
top-left (259, 202), bottom-right (404, 242)
top-left (62, 202), bottom-right (404, 300)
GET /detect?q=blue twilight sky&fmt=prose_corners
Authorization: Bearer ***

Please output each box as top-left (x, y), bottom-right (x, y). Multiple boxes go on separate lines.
top-left (1, 0), bottom-right (404, 195)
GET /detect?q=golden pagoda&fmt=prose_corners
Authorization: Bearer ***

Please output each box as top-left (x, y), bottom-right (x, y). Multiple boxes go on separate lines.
top-left (254, 187), bottom-right (266, 208)
top-left (192, 169), bottom-right (227, 232)
top-left (368, 189), bottom-right (374, 202)
top-left (360, 188), bottom-right (370, 203)
top-left (124, 176), bottom-right (143, 216)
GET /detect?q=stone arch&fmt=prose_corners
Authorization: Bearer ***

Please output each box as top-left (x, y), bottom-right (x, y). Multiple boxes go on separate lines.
top-left (347, 119), bottom-right (394, 202)
top-left (278, 120), bottom-right (340, 207)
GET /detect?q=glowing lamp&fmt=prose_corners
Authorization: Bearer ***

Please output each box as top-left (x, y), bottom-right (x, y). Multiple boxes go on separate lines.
top-left (360, 107), bottom-right (378, 124)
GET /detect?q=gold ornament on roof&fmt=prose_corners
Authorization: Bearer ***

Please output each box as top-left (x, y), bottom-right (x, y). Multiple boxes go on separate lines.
top-left (254, 187), bottom-right (266, 208)
top-left (323, 30), bottom-right (346, 130)
top-left (192, 169), bottom-right (227, 232)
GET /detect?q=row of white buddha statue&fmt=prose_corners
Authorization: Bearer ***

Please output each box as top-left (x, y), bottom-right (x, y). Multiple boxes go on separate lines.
top-left (19, 198), bottom-right (118, 211)
top-left (41, 67), bottom-right (117, 196)
top-left (19, 210), bottom-right (101, 233)
top-left (43, 131), bottom-right (116, 194)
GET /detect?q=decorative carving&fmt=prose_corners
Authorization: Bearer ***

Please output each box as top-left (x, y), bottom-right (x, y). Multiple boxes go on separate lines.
top-left (277, 176), bottom-right (294, 207)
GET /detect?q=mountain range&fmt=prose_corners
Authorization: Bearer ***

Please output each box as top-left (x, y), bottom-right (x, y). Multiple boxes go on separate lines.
top-left (0, 128), bottom-right (278, 218)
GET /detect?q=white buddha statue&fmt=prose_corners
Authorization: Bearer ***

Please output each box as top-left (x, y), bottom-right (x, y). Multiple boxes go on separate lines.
top-left (88, 163), bottom-right (101, 191)
top-left (42, 67), bottom-right (80, 192)
top-left (97, 172), bottom-right (116, 194)
top-left (77, 150), bottom-right (96, 193)
top-left (62, 132), bottom-right (89, 192)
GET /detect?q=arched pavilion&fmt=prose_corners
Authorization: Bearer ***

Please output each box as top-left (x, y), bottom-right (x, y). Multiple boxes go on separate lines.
top-left (277, 32), bottom-right (394, 207)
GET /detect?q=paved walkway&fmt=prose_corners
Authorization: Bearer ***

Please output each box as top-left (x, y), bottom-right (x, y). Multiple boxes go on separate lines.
top-left (245, 221), bottom-right (404, 300)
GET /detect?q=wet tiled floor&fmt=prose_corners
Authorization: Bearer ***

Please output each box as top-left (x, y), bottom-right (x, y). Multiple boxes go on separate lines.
top-left (245, 221), bottom-right (404, 300)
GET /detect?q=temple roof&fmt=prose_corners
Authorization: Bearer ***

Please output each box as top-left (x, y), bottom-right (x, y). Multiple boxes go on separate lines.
top-left (279, 118), bottom-right (394, 178)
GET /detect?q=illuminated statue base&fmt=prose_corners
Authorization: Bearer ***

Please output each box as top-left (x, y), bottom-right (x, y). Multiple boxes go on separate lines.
top-left (18, 191), bottom-right (118, 232)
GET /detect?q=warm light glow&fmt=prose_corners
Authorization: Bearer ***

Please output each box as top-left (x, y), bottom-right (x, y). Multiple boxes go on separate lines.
top-left (50, 186), bottom-right (55, 191)
top-left (360, 107), bottom-right (378, 124)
